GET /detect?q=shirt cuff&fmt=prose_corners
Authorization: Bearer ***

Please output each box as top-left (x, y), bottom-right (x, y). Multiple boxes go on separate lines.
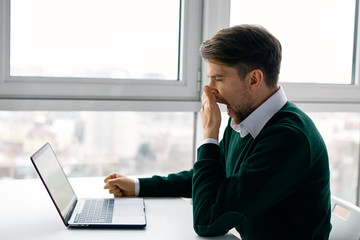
top-left (201, 138), bottom-right (219, 146)
top-left (133, 178), bottom-right (140, 196)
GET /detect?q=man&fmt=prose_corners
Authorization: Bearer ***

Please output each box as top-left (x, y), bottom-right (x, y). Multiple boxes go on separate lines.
top-left (104, 24), bottom-right (332, 239)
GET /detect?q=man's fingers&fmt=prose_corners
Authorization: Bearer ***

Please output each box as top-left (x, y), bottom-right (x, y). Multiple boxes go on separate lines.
top-left (201, 87), bottom-right (219, 113)
top-left (104, 178), bottom-right (119, 189)
top-left (106, 178), bottom-right (121, 188)
top-left (103, 175), bottom-right (135, 197)
top-left (113, 192), bottom-right (123, 198)
top-left (202, 85), bottom-right (226, 104)
top-left (106, 182), bottom-right (124, 197)
top-left (108, 185), bottom-right (119, 191)
top-left (108, 186), bottom-right (123, 197)
top-left (104, 172), bottom-right (122, 183)
top-left (109, 186), bottom-right (121, 194)
top-left (200, 85), bottom-right (221, 140)
top-left (202, 86), bottom-right (215, 102)
top-left (104, 173), bottom-right (115, 183)
top-left (202, 86), bottom-right (220, 112)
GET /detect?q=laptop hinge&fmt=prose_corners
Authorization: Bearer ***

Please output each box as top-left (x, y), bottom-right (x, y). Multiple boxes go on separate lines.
top-left (65, 198), bottom-right (78, 224)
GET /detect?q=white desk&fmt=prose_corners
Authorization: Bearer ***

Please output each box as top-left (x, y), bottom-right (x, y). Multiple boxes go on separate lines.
top-left (0, 177), bottom-right (239, 240)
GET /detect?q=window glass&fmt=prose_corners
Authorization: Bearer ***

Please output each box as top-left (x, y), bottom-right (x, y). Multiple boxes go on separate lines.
top-left (0, 111), bottom-right (194, 179)
top-left (10, 0), bottom-right (181, 80)
top-left (309, 112), bottom-right (360, 204)
top-left (230, 0), bottom-right (356, 84)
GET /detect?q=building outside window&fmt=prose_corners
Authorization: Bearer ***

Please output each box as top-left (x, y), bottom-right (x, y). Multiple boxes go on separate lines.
top-left (0, 111), bottom-right (194, 179)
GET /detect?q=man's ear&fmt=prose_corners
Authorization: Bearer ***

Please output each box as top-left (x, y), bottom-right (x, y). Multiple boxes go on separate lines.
top-left (248, 69), bottom-right (264, 90)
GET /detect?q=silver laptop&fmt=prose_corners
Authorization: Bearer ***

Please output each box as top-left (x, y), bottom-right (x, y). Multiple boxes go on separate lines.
top-left (30, 143), bottom-right (146, 228)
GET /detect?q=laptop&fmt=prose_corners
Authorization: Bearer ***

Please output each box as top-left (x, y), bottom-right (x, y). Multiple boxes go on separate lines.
top-left (30, 143), bottom-right (146, 228)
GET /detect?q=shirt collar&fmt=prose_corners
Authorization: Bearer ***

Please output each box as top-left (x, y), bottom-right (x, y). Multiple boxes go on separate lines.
top-left (230, 86), bottom-right (287, 139)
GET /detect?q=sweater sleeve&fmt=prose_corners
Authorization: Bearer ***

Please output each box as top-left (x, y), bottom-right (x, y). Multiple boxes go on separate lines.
top-left (192, 126), bottom-right (311, 237)
top-left (138, 169), bottom-right (193, 198)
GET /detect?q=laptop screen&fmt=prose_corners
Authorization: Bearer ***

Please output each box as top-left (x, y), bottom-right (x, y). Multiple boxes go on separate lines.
top-left (31, 143), bottom-right (77, 221)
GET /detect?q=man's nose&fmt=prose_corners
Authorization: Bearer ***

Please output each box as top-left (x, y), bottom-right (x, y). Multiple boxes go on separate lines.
top-left (208, 79), bottom-right (219, 94)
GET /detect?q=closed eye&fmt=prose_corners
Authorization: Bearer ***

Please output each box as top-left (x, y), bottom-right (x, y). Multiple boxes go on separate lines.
top-left (209, 76), bottom-right (224, 82)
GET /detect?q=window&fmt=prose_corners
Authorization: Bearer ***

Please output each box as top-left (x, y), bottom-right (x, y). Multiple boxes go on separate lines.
top-left (11, 0), bottom-right (180, 80)
top-left (2, 0), bottom-right (360, 208)
top-left (0, 0), bottom-right (202, 103)
top-left (0, 111), bottom-right (195, 179)
top-left (309, 112), bottom-right (360, 204)
top-left (227, 0), bottom-right (360, 105)
top-left (230, 0), bottom-right (356, 84)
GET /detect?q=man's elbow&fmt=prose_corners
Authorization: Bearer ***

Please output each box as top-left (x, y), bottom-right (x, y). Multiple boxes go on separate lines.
top-left (193, 212), bottom-right (246, 237)
top-left (193, 225), bottom-right (228, 237)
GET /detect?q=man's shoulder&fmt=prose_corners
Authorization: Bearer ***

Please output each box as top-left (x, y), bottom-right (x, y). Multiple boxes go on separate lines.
top-left (272, 102), bottom-right (313, 126)
top-left (266, 102), bottom-right (325, 147)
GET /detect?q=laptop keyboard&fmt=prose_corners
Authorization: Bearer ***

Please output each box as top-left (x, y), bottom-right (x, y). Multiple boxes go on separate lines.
top-left (74, 199), bottom-right (114, 223)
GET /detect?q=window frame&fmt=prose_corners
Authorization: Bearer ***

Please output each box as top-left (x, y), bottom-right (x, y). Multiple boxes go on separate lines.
top-left (2, 0), bottom-right (360, 111)
top-left (202, 0), bottom-right (360, 110)
top-left (0, 0), bottom-right (203, 110)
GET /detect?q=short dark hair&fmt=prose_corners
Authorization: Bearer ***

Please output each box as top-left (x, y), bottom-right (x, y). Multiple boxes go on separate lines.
top-left (200, 24), bottom-right (282, 88)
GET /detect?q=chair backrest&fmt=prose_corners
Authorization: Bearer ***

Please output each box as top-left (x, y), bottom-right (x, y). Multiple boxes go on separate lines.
top-left (329, 195), bottom-right (360, 240)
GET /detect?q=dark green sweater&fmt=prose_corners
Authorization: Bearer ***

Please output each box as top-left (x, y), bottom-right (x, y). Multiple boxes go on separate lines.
top-left (139, 102), bottom-right (332, 239)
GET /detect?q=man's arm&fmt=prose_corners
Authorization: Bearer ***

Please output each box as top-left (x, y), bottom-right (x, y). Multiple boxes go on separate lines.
top-left (138, 170), bottom-right (193, 197)
top-left (104, 170), bottom-right (193, 198)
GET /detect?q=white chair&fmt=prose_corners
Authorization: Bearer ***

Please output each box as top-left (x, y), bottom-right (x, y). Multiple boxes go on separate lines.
top-left (329, 195), bottom-right (360, 240)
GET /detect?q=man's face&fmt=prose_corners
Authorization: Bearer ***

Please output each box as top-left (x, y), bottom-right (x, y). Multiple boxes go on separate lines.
top-left (206, 61), bottom-right (254, 124)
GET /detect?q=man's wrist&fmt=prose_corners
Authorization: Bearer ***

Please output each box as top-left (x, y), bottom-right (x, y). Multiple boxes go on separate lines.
top-left (132, 178), bottom-right (140, 196)
top-left (201, 138), bottom-right (219, 146)
top-left (203, 129), bottom-right (219, 140)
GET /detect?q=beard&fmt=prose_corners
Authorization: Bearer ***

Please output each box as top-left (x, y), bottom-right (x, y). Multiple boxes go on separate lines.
top-left (233, 105), bottom-right (253, 124)
top-left (229, 95), bottom-right (254, 124)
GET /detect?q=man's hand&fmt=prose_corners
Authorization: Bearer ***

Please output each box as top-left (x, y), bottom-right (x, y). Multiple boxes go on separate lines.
top-left (104, 173), bottom-right (135, 197)
top-left (200, 85), bottom-right (221, 140)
